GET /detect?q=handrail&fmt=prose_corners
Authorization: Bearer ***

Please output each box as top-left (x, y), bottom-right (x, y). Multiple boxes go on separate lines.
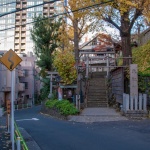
top-left (14, 121), bottom-right (29, 150)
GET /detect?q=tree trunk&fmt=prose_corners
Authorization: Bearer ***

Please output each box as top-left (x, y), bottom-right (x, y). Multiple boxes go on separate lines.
top-left (73, 19), bottom-right (80, 109)
top-left (73, 19), bottom-right (79, 64)
top-left (120, 13), bottom-right (132, 65)
top-left (121, 33), bottom-right (132, 65)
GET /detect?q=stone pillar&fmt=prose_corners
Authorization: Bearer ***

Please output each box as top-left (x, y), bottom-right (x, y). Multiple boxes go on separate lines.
top-left (130, 64), bottom-right (138, 96)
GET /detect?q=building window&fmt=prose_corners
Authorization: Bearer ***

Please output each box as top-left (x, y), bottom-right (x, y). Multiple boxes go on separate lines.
top-left (24, 69), bottom-right (28, 76)
top-left (25, 82), bottom-right (28, 89)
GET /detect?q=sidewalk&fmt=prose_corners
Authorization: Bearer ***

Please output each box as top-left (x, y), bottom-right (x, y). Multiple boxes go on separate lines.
top-left (0, 115), bottom-right (11, 150)
top-left (0, 114), bottom-right (41, 150)
top-left (68, 107), bottom-right (128, 123)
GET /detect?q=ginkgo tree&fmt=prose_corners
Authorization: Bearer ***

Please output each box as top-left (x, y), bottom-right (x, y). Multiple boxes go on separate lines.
top-left (90, 0), bottom-right (150, 65)
top-left (53, 49), bottom-right (77, 85)
top-left (54, 0), bottom-right (93, 85)
top-left (60, 0), bottom-right (93, 62)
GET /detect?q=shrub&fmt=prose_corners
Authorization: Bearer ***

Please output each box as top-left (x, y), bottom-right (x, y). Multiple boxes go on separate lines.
top-left (45, 99), bottom-right (79, 116)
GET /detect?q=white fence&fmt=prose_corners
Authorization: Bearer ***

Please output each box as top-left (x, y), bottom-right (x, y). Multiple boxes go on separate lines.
top-left (123, 93), bottom-right (147, 113)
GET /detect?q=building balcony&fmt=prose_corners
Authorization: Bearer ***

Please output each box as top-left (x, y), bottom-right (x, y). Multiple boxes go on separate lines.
top-left (21, 37), bottom-right (25, 40)
top-left (15, 45), bottom-right (20, 49)
top-left (22, 21), bottom-right (26, 25)
top-left (15, 40), bottom-right (20, 43)
top-left (16, 22), bottom-right (21, 26)
top-left (22, 16), bottom-right (26, 20)
top-left (16, 16), bottom-right (21, 20)
top-left (43, 4), bottom-right (49, 8)
top-left (21, 40), bottom-right (26, 43)
top-left (18, 83), bottom-right (25, 91)
top-left (1, 87), bottom-right (11, 92)
top-left (23, 4), bottom-right (27, 8)
top-left (50, 9), bottom-right (54, 12)
top-left (22, 10), bottom-right (27, 14)
top-left (14, 48), bottom-right (19, 52)
top-left (18, 70), bottom-right (25, 77)
top-left (15, 34), bottom-right (20, 38)
top-left (43, 9), bottom-right (48, 13)
top-left (16, 11), bottom-right (21, 15)
top-left (21, 34), bottom-right (26, 37)
top-left (21, 27), bottom-right (26, 31)
top-left (16, 5), bottom-right (20, 9)
top-left (51, 3), bottom-right (54, 7)
top-left (21, 49), bottom-right (25, 52)
top-left (21, 46), bottom-right (26, 49)
top-left (15, 30), bottom-right (19, 33)
top-left (15, 26), bottom-right (20, 30)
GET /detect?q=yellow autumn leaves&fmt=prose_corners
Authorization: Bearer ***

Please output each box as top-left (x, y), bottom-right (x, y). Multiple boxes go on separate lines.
top-left (53, 50), bottom-right (77, 84)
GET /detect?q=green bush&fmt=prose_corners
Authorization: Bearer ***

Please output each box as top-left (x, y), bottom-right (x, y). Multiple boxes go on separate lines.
top-left (45, 99), bottom-right (79, 116)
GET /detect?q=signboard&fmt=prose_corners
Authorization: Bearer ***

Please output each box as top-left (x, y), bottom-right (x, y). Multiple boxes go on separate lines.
top-left (130, 64), bottom-right (138, 96)
top-left (6, 100), bottom-right (11, 114)
top-left (0, 49), bottom-right (22, 71)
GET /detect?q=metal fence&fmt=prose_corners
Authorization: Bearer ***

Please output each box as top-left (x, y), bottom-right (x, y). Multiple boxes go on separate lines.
top-left (14, 122), bottom-right (28, 150)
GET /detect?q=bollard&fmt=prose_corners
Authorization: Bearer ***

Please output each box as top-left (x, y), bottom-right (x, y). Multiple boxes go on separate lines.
top-left (17, 137), bottom-right (21, 150)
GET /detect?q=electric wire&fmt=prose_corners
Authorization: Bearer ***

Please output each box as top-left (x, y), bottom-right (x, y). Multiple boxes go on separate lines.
top-left (0, 1), bottom-right (16, 7)
top-left (0, 0), bottom-right (61, 18)
top-left (0, 0), bottom-right (113, 32)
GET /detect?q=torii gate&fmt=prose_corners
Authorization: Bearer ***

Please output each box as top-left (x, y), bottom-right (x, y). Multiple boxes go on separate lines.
top-left (79, 51), bottom-right (116, 77)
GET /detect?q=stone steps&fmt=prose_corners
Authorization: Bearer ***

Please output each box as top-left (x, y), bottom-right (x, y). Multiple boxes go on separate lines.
top-left (88, 87), bottom-right (107, 90)
top-left (87, 72), bottom-right (108, 107)
top-left (88, 95), bottom-right (106, 99)
top-left (87, 103), bottom-right (107, 107)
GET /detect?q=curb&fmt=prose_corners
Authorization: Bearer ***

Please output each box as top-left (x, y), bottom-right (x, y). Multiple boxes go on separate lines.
top-left (19, 127), bottom-right (41, 150)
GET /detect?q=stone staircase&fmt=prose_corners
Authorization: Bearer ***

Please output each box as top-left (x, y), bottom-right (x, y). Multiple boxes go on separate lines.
top-left (87, 72), bottom-right (108, 107)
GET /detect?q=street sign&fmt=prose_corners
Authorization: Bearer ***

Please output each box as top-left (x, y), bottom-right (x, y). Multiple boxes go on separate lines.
top-left (0, 49), bottom-right (22, 71)
top-left (0, 49), bottom-right (22, 150)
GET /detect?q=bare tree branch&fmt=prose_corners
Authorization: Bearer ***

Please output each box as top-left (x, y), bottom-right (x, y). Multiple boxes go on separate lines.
top-left (129, 9), bottom-right (143, 32)
top-left (103, 16), bottom-right (121, 32)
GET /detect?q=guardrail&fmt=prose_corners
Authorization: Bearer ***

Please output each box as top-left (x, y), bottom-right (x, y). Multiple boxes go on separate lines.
top-left (14, 122), bottom-right (28, 150)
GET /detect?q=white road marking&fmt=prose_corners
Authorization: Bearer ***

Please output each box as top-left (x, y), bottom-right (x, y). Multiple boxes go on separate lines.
top-left (16, 118), bottom-right (39, 121)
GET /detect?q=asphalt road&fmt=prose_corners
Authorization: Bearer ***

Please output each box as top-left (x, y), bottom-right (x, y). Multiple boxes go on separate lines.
top-left (15, 106), bottom-right (150, 150)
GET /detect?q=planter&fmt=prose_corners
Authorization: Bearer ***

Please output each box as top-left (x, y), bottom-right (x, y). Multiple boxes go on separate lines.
top-left (0, 108), bottom-right (4, 117)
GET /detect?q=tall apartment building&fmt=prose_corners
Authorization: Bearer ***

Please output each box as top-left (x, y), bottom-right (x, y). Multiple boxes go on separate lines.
top-left (0, 0), bottom-right (16, 51)
top-left (0, 0), bottom-right (64, 54)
